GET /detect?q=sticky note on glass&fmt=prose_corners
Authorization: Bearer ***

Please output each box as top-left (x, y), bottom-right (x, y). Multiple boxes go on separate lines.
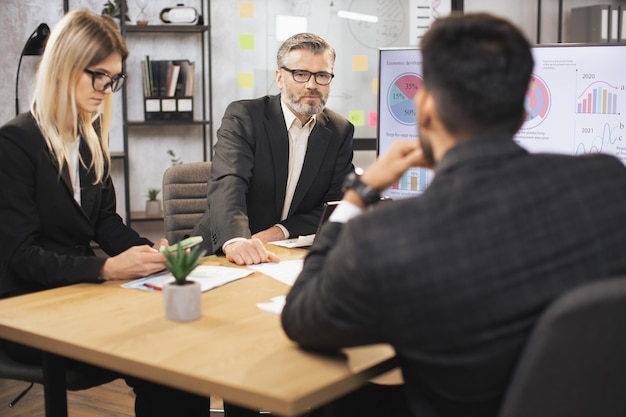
top-left (369, 111), bottom-right (378, 128)
top-left (239, 2), bottom-right (254, 18)
top-left (239, 34), bottom-right (254, 50)
top-left (372, 78), bottom-right (378, 95)
top-left (238, 72), bottom-right (254, 89)
top-left (352, 55), bottom-right (368, 72)
top-left (349, 110), bottom-right (365, 126)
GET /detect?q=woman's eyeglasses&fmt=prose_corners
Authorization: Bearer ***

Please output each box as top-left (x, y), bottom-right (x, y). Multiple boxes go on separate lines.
top-left (84, 69), bottom-right (126, 93)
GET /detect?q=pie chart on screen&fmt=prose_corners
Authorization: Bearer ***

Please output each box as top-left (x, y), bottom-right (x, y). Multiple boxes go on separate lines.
top-left (388, 73), bottom-right (423, 125)
top-left (523, 74), bottom-right (551, 130)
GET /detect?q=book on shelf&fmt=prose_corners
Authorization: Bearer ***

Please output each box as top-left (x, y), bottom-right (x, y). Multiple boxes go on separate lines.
top-left (141, 57), bottom-right (194, 98)
top-left (166, 64), bottom-right (181, 97)
top-left (141, 57), bottom-right (195, 120)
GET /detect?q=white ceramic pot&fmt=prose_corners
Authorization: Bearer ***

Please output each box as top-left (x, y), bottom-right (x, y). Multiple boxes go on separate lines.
top-left (163, 280), bottom-right (202, 322)
top-left (145, 199), bottom-right (162, 216)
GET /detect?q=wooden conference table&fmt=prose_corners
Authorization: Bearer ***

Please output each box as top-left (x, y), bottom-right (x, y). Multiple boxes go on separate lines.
top-left (0, 245), bottom-right (398, 417)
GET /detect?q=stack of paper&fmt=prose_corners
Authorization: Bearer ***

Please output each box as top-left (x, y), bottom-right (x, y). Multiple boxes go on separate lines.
top-left (122, 265), bottom-right (253, 292)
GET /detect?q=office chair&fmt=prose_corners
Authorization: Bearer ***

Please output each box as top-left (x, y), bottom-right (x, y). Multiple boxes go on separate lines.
top-left (0, 344), bottom-right (117, 407)
top-left (497, 277), bottom-right (626, 417)
top-left (162, 161), bottom-right (212, 244)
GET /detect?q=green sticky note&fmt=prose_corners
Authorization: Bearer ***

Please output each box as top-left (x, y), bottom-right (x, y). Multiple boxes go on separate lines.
top-left (239, 34), bottom-right (254, 50)
top-left (349, 110), bottom-right (365, 126)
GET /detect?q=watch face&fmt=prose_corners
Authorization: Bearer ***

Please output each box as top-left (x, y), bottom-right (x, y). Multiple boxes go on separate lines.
top-left (343, 172), bottom-right (380, 205)
top-left (342, 172), bottom-right (358, 193)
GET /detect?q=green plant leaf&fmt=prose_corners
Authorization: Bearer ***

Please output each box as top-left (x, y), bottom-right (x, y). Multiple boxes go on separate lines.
top-left (147, 188), bottom-right (160, 200)
top-left (163, 245), bottom-right (207, 285)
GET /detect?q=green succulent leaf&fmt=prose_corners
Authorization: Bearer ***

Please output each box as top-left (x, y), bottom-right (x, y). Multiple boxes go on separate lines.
top-left (163, 245), bottom-right (207, 285)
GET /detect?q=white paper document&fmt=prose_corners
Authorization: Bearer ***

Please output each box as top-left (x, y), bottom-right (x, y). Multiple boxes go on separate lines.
top-left (256, 295), bottom-right (286, 315)
top-left (269, 234), bottom-right (315, 248)
top-left (248, 259), bottom-right (304, 286)
top-left (122, 265), bottom-right (254, 292)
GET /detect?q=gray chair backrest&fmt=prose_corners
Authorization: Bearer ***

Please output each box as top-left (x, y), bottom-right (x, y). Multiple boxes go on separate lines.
top-left (162, 161), bottom-right (211, 244)
top-left (498, 277), bottom-right (626, 417)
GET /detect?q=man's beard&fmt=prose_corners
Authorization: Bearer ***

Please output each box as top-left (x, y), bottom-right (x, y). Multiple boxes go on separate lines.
top-left (282, 88), bottom-right (327, 116)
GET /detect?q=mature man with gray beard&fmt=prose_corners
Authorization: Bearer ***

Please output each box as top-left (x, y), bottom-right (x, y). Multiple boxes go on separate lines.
top-left (192, 32), bottom-right (354, 266)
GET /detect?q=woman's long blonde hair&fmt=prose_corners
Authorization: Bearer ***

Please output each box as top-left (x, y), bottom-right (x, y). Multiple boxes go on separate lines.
top-left (30, 9), bottom-right (128, 184)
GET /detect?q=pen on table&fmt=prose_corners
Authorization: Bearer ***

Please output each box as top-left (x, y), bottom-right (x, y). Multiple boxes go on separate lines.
top-left (143, 283), bottom-right (162, 291)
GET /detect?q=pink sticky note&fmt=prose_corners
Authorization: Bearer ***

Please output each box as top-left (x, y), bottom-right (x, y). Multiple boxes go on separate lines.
top-left (369, 111), bottom-right (378, 128)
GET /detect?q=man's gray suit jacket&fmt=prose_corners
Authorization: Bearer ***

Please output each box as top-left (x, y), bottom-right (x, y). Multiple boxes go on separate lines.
top-left (282, 133), bottom-right (626, 417)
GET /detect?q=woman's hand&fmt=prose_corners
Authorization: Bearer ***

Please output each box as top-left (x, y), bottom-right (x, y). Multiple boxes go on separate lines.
top-left (99, 245), bottom-right (166, 280)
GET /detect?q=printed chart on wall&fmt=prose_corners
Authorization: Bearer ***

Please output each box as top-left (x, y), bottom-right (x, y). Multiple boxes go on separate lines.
top-left (378, 47), bottom-right (433, 200)
top-left (409, 0), bottom-right (453, 45)
top-left (515, 44), bottom-right (626, 165)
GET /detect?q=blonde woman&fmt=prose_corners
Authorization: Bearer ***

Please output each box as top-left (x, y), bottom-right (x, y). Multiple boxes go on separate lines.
top-left (0, 9), bottom-right (208, 416)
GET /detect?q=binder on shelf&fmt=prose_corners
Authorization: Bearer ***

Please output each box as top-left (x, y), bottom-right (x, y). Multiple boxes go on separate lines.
top-left (570, 4), bottom-right (611, 43)
top-left (618, 6), bottom-right (626, 42)
top-left (610, 6), bottom-right (619, 42)
top-left (144, 96), bottom-right (193, 121)
top-left (141, 57), bottom-right (195, 120)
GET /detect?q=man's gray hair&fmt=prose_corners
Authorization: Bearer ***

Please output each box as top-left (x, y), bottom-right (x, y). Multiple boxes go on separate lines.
top-left (276, 33), bottom-right (336, 68)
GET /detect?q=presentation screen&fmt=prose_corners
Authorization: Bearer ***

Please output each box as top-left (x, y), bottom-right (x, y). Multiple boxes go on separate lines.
top-left (377, 44), bottom-right (626, 200)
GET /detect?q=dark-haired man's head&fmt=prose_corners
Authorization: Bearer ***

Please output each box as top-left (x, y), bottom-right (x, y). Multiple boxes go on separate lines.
top-left (418, 13), bottom-right (533, 149)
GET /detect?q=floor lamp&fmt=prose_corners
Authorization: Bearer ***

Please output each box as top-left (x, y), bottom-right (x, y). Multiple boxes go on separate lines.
top-left (15, 23), bottom-right (50, 116)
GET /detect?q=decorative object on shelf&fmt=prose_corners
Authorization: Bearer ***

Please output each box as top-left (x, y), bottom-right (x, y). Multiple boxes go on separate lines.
top-left (15, 23), bottom-right (50, 116)
top-left (145, 188), bottom-right (161, 216)
top-left (162, 245), bottom-right (206, 321)
top-left (101, 0), bottom-right (131, 22)
top-left (160, 5), bottom-right (199, 25)
top-left (167, 149), bottom-right (182, 165)
top-left (134, 0), bottom-right (148, 25)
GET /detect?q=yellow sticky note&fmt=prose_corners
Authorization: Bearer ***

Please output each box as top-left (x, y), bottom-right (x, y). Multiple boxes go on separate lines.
top-left (239, 34), bottom-right (254, 50)
top-left (372, 78), bottom-right (378, 95)
top-left (349, 110), bottom-right (365, 126)
top-left (238, 73), bottom-right (254, 89)
top-left (352, 55), bottom-right (368, 72)
top-left (239, 2), bottom-right (254, 18)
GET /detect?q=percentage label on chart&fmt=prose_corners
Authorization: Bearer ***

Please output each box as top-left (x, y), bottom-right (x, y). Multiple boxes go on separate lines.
top-left (388, 73), bottom-right (423, 125)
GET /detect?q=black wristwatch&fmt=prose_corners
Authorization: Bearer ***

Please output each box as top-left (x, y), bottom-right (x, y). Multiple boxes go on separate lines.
top-left (342, 172), bottom-right (381, 206)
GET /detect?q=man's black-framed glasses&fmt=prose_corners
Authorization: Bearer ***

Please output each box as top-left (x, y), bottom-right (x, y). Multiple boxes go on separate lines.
top-left (84, 69), bottom-right (126, 93)
top-left (281, 67), bottom-right (334, 85)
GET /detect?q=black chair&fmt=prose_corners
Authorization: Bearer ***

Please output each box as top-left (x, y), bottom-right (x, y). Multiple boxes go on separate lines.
top-left (0, 344), bottom-right (117, 407)
top-left (498, 277), bottom-right (626, 417)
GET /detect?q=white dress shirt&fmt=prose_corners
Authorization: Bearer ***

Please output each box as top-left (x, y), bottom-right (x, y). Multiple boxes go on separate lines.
top-left (222, 100), bottom-right (317, 251)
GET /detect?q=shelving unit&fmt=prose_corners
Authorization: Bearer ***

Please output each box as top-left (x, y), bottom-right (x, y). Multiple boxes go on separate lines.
top-left (536, 0), bottom-right (626, 43)
top-left (63, 1), bottom-right (212, 227)
top-left (119, 1), bottom-right (212, 226)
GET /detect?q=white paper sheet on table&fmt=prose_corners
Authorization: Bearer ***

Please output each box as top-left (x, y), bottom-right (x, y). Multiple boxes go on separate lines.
top-left (122, 265), bottom-right (254, 292)
top-left (256, 295), bottom-right (286, 315)
top-left (248, 259), bottom-right (304, 286)
top-left (269, 234), bottom-right (315, 248)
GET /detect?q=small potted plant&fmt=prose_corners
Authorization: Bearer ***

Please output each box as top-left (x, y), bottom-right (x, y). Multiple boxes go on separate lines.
top-left (162, 245), bottom-right (207, 321)
top-left (146, 188), bottom-right (161, 217)
top-left (101, 0), bottom-right (131, 22)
